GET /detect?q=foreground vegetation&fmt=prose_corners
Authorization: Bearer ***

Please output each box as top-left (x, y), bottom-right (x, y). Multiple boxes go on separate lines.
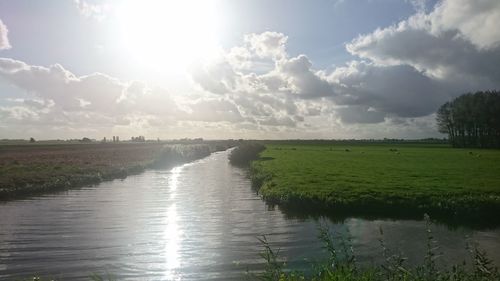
top-left (0, 141), bottom-right (233, 200)
top-left (253, 217), bottom-right (499, 281)
top-left (251, 143), bottom-right (500, 224)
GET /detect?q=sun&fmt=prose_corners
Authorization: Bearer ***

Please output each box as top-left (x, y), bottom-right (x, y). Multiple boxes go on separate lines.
top-left (116, 0), bottom-right (220, 73)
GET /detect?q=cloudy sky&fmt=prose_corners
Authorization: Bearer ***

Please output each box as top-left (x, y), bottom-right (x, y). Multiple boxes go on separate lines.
top-left (0, 0), bottom-right (499, 140)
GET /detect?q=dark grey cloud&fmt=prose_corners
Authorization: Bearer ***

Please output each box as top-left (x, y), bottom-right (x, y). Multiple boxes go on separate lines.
top-left (330, 62), bottom-right (449, 118)
top-left (190, 0), bottom-right (500, 128)
top-left (278, 55), bottom-right (335, 99)
top-left (347, 19), bottom-right (500, 90)
top-left (336, 106), bottom-right (386, 124)
top-left (340, 0), bottom-right (500, 123)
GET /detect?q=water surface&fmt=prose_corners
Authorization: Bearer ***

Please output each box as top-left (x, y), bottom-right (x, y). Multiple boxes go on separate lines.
top-left (1, 150), bottom-right (499, 280)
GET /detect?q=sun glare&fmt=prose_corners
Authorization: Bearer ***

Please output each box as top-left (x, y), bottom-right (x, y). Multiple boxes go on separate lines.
top-left (117, 0), bottom-right (220, 73)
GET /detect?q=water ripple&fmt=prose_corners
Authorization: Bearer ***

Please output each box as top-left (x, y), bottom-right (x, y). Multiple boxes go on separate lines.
top-left (1, 150), bottom-right (499, 280)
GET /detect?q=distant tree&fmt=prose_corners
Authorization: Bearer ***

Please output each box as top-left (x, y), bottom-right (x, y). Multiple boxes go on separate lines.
top-left (436, 91), bottom-right (500, 148)
top-left (29, 137), bottom-right (36, 143)
top-left (131, 136), bottom-right (145, 142)
top-left (81, 137), bottom-right (92, 143)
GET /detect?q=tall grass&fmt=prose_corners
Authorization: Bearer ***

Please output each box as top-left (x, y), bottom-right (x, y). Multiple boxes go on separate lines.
top-left (229, 143), bottom-right (266, 166)
top-left (253, 215), bottom-right (499, 281)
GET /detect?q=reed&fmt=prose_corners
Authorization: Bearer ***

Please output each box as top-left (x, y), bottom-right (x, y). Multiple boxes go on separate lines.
top-left (253, 216), bottom-right (500, 281)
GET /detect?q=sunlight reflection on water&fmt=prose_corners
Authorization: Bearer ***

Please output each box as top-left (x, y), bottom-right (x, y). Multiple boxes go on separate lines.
top-left (169, 165), bottom-right (183, 193)
top-left (164, 204), bottom-right (180, 280)
top-left (0, 150), bottom-right (499, 280)
top-left (163, 165), bottom-right (183, 280)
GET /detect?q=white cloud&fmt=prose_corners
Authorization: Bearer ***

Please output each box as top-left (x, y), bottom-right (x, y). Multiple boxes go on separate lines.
top-left (0, 106), bottom-right (38, 121)
top-left (346, 0), bottom-right (500, 87)
top-left (0, 19), bottom-right (11, 50)
top-left (3, 0), bottom-right (500, 139)
top-left (244, 31), bottom-right (288, 60)
top-left (189, 32), bottom-right (339, 128)
top-left (189, 59), bottom-right (237, 95)
top-left (338, 0), bottom-right (500, 122)
top-left (74, 0), bottom-right (111, 21)
top-left (277, 54), bottom-right (335, 99)
top-left (190, 0), bottom-right (500, 133)
top-left (0, 56), bottom-right (308, 139)
top-left (0, 58), bottom-right (184, 133)
top-left (190, 29), bottom-right (450, 127)
top-left (429, 0), bottom-right (500, 50)
top-left (181, 98), bottom-right (246, 123)
top-left (0, 58), bottom-right (121, 111)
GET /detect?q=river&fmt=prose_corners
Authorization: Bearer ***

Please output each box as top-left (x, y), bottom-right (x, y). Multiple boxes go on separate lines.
top-left (1, 149), bottom-right (499, 280)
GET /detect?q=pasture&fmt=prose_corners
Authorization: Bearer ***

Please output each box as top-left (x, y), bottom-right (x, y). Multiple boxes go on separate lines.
top-left (252, 143), bottom-right (500, 223)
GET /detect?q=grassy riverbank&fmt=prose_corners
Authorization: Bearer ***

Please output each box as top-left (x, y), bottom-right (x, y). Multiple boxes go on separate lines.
top-left (0, 141), bottom-right (232, 200)
top-left (251, 143), bottom-right (500, 224)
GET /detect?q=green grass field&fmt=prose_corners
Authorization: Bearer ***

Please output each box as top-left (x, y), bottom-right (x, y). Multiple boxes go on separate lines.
top-left (251, 143), bottom-right (500, 223)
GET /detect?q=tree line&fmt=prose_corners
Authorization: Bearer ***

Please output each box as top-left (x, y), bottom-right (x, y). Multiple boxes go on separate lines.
top-left (436, 90), bottom-right (500, 148)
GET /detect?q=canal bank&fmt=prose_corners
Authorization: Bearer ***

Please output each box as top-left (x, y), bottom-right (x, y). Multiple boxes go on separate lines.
top-left (1, 150), bottom-right (499, 280)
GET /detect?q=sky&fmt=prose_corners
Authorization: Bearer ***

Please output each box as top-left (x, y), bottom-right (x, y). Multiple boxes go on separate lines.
top-left (0, 0), bottom-right (499, 140)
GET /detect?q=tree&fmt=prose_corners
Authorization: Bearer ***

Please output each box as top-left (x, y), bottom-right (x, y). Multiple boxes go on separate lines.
top-left (29, 137), bottom-right (36, 143)
top-left (436, 91), bottom-right (500, 148)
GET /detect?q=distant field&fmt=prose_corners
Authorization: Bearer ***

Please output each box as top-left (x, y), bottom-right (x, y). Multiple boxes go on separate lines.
top-left (0, 142), bottom-right (230, 200)
top-left (252, 143), bottom-right (500, 222)
top-left (0, 143), bottom-right (167, 199)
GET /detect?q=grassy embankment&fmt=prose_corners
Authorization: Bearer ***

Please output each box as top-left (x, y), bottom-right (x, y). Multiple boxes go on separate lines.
top-left (249, 143), bottom-right (500, 224)
top-left (0, 141), bottom-right (232, 200)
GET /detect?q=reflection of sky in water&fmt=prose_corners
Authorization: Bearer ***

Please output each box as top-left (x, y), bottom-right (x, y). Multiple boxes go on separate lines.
top-left (344, 218), bottom-right (500, 266)
top-left (0, 150), bottom-right (499, 280)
